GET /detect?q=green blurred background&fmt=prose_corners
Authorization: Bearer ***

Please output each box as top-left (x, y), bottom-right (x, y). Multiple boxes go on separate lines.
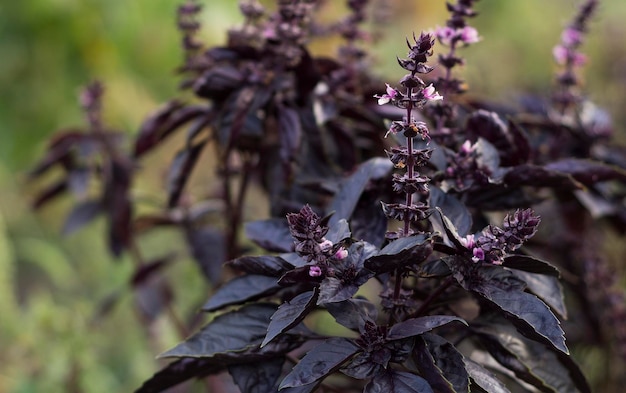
top-left (1, 1), bottom-right (626, 392)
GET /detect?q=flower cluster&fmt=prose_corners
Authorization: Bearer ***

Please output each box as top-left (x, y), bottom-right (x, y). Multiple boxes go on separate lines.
top-left (552, 0), bottom-right (598, 114)
top-left (375, 32), bottom-right (441, 239)
top-left (429, 0), bottom-right (480, 140)
top-left (177, 1), bottom-right (204, 71)
top-left (286, 205), bottom-right (348, 277)
top-left (442, 139), bottom-right (490, 191)
top-left (462, 209), bottom-right (541, 264)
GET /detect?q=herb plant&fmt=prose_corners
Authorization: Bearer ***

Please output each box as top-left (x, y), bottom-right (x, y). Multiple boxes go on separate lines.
top-left (29, 0), bottom-right (626, 392)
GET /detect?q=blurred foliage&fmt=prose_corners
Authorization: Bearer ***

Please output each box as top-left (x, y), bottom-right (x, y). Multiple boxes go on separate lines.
top-left (2, 0), bottom-right (626, 392)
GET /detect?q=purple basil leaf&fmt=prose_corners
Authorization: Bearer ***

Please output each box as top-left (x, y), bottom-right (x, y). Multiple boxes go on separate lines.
top-left (327, 157), bottom-right (393, 227)
top-left (510, 270), bottom-right (567, 320)
top-left (503, 165), bottom-right (582, 190)
top-left (130, 255), bottom-right (175, 288)
top-left (202, 275), bottom-right (281, 312)
top-left (325, 218), bottom-right (351, 245)
top-left (226, 255), bottom-right (294, 277)
top-left (387, 316), bottom-right (466, 341)
top-left (277, 105), bottom-right (303, 163)
top-left (185, 226), bottom-right (226, 285)
top-left (160, 303), bottom-right (276, 358)
top-left (228, 357), bottom-right (285, 393)
top-left (245, 218), bottom-right (294, 253)
top-left (418, 258), bottom-right (453, 278)
top-left (62, 199), bottom-right (103, 235)
top-left (104, 159), bottom-right (133, 257)
top-left (475, 319), bottom-right (590, 393)
top-left (133, 100), bottom-right (185, 158)
top-left (463, 359), bottom-right (511, 393)
top-left (474, 138), bottom-right (506, 182)
top-left (365, 235), bottom-right (433, 274)
top-left (340, 352), bottom-right (384, 380)
top-left (325, 298), bottom-right (378, 332)
top-left (429, 186), bottom-right (472, 237)
top-left (502, 255), bottom-right (561, 277)
top-left (413, 334), bottom-right (468, 393)
top-left (167, 140), bottom-right (207, 208)
top-left (134, 277), bottom-right (172, 322)
top-left (468, 268), bottom-right (568, 354)
top-left (279, 337), bottom-right (359, 389)
top-left (364, 370), bottom-right (434, 393)
top-left (262, 289), bottom-right (318, 347)
top-left (430, 207), bottom-right (466, 250)
top-left (544, 158), bottom-right (626, 186)
top-left (135, 358), bottom-right (223, 393)
top-left (32, 179), bottom-right (68, 210)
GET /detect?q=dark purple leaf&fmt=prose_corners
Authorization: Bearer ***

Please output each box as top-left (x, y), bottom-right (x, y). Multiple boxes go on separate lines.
top-left (202, 275), bottom-right (281, 312)
top-left (167, 140), bottom-right (207, 208)
top-left (502, 255), bottom-right (560, 277)
top-left (245, 218), bottom-right (294, 253)
top-left (133, 102), bottom-right (208, 158)
top-left (475, 320), bottom-right (590, 393)
top-left (29, 130), bottom-right (84, 178)
top-left (278, 105), bottom-right (303, 163)
top-left (364, 370), bottom-right (434, 393)
top-left (130, 255), bottom-right (175, 287)
top-left (160, 303), bottom-right (276, 358)
top-left (193, 65), bottom-right (244, 99)
top-left (463, 359), bottom-right (511, 393)
top-left (545, 158), bottom-right (626, 185)
top-left (104, 158), bottom-right (133, 257)
top-left (474, 138), bottom-right (505, 182)
top-left (185, 226), bottom-right (226, 285)
top-left (413, 334), bottom-right (468, 393)
top-left (32, 179), bottom-right (68, 209)
top-left (134, 277), bottom-right (172, 322)
top-left (429, 187), bottom-right (472, 237)
top-left (325, 298), bottom-right (378, 331)
top-left (325, 218), bottom-right (351, 245)
top-left (430, 208), bottom-right (466, 250)
top-left (387, 316), bottom-right (466, 340)
top-left (62, 199), bottom-right (103, 235)
top-left (227, 255), bottom-right (294, 277)
top-left (510, 270), bottom-right (567, 320)
top-left (67, 167), bottom-right (91, 199)
top-left (327, 157), bottom-right (393, 227)
top-left (262, 289), bottom-right (318, 347)
top-left (133, 100), bottom-right (185, 157)
top-left (279, 337), bottom-right (359, 389)
top-left (365, 235), bottom-right (433, 274)
top-left (228, 357), bottom-right (284, 393)
top-left (418, 258), bottom-right (452, 278)
top-left (469, 269), bottom-right (568, 354)
top-left (503, 165), bottom-right (582, 190)
top-left (135, 358), bottom-right (223, 393)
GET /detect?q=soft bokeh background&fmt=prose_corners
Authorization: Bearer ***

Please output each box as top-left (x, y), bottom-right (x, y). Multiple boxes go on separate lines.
top-left (2, 0), bottom-right (626, 392)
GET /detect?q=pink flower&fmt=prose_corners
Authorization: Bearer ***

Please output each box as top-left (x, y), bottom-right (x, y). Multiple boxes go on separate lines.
top-left (553, 45), bottom-right (568, 65)
top-left (435, 26), bottom-right (455, 46)
top-left (318, 238), bottom-right (333, 253)
top-left (421, 84), bottom-right (443, 101)
top-left (334, 247), bottom-right (348, 260)
top-left (460, 234), bottom-right (476, 249)
top-left (460, 26), bottom-right (480, 45)
top-left (376, 84), bottom-right (400, 105)
top-left (562, 27), bottom-right (583, 47)
top-left (472, 247), bottom-right (485, 263)
top-left (553, 45), bottom-right (587, 66)
top-left (309, 266), bottom-right (322, 277)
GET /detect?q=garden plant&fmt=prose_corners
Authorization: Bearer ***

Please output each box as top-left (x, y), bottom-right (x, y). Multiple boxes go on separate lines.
top-left (30, 0), bottom-right (626, 392)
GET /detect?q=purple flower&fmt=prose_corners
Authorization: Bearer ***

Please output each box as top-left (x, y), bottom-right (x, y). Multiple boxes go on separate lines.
top-left (472, 247), bottom-right (485, 263)
top-left (460, 234), bottom-right (476, 249)
top-left (309, 265), bottom-right (322, 277)
top-left (421, 84), bottom-right (443, 101)
top-left (435, 26), bottom-right (455, 46)
top-left (460, 26), bottom-right (480, 45)
top-left (376, 84), bottom-right (400, 105)
top-left (553, 45), bottom-right (587, 66)
top-left (319, 238), bottom-right (333, 253)
top-left (334, 247), bottom-right (348, 260)
top-left (384, 120), bottom-right (404, 138)
top-left (562, 27), bottom-right (583, 46)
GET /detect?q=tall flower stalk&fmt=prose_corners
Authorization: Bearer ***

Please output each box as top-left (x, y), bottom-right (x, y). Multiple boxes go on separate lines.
top-left (375, 32), bottom-right (442, 321)
top-left (430, 0), bottom-right (480, 141)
